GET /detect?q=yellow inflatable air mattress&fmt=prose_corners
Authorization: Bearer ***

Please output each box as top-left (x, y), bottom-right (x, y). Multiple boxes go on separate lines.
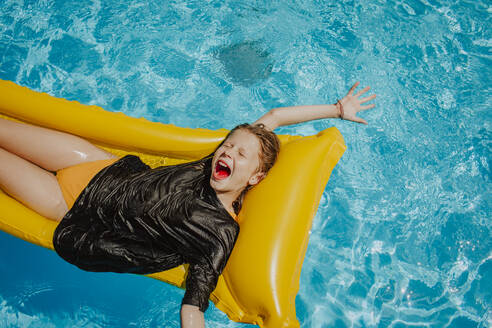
top-left (0, 79), bottom-right (346, 327)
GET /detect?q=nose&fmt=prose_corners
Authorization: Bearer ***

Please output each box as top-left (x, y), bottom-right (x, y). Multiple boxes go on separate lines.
top-left (223, 147), bottom-right (233, 158)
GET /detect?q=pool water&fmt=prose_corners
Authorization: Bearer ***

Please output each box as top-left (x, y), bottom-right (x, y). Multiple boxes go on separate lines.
top-left (0, 0), bottom-right (490, 327)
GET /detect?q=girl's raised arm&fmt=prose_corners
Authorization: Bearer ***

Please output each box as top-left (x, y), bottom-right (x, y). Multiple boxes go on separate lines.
top-left (254, 82), bottom-right (376, 131)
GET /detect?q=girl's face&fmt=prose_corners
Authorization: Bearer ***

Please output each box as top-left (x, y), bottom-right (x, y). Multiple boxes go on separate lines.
top-left (210, 129), bottom-right (265, 194)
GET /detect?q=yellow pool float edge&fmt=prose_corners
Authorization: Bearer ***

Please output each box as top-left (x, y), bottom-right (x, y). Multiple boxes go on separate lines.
top-left (0, 80), bottom-right (346, 327)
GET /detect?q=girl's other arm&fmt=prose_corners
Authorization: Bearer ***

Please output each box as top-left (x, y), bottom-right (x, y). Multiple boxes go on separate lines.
top-left (180, 304), bottom-right (204, 328)
top-left (254, 81), bottom-right (376, 131)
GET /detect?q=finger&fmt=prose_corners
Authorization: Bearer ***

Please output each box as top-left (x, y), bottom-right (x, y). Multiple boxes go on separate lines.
top-left (359, 94), bottom-right (377, 103)
top-left (360, 103), bottom-right (376, 110)
top-left (355, 86), bottom-right (371, 98)
top-left (348, 81), bottom-right (360, 95)
top-left (354, 116), bottom-right (368, 125)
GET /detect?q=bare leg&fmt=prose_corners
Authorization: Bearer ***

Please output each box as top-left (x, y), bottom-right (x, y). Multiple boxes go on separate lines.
top-left (0, 117), bottom-right (117, 172)
top-left (0, 148), bottom-right (68, 221)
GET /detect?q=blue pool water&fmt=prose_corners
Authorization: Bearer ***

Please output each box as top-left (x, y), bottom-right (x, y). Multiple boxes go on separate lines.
top-left (0, 0), bottom-right (490, 327)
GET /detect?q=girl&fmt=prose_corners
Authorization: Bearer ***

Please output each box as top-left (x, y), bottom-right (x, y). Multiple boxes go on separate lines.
top-left (0, 82), bottom-right (375, 327)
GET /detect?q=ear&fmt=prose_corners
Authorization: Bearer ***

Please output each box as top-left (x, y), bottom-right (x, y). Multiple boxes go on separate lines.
top-left (248, 171), bottom-right (266, 186)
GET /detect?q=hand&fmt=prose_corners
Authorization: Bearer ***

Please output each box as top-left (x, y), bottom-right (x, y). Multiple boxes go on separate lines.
top-left (337, 81), bottom-right (376, 125)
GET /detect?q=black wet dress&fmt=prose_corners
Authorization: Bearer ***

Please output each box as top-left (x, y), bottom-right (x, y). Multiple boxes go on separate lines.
top-left (53, 155), bottom-right (239, 312)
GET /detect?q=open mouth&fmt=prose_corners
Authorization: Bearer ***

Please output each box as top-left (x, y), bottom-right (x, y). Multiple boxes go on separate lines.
top-left (213, 159), bottom-right (232, 180)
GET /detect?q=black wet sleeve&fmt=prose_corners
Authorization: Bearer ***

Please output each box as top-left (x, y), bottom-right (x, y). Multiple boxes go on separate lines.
top-left (181, 260), bottom-right (219, 312)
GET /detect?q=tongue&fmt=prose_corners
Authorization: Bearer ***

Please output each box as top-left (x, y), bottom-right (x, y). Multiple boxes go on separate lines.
top-left (216, 169), bottom-right (229, 179)
top-left (214, 164), bottom-right (230, 180)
